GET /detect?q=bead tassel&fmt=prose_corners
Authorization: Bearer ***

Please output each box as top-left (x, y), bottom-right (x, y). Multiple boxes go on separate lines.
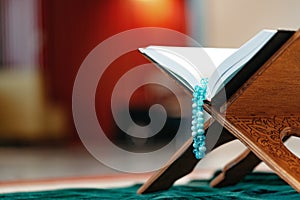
top-left (192, 78), bottom-right (208, 159)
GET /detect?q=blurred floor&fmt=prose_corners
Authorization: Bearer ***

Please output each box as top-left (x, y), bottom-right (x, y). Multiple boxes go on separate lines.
top-left (1, 138), bottom-right (300, 194)
top-left (0, 140), bottom-right (268, 181)
top-left (0, 145), bottom-right (116, 182)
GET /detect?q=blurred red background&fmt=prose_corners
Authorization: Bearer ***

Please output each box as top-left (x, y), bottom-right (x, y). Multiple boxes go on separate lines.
top-left (41, 0), bottom-right (187, 143)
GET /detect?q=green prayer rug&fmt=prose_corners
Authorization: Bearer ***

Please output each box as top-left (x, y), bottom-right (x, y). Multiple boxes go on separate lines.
top-left (1, 172), bottom-right (299, 199)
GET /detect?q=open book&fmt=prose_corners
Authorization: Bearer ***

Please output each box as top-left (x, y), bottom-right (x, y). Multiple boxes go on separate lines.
top-left (139, 30), bottom-right (277, 100)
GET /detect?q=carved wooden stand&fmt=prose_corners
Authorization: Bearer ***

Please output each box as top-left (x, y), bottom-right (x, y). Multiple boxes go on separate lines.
top-left (138, 29), bottom-right (300, 194)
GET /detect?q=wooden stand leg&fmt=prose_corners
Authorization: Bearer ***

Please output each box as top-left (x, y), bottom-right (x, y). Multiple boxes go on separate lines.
top-left (210, 128), bottom-right (300, 188)
top-left (204, 103), bottom-right (300, 193)
top-left (211, 126), bottom-right (300, 188)
top-left (138, 121), bottom-right (300, 194)
top-left (210, 149), bottom-right (260, 187)
top-left (137, 121), bottom-right (235, 194)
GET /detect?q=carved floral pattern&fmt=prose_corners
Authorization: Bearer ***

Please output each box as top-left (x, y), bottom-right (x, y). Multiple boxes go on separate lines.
top-left (227, 116), bottom-right (300, 174)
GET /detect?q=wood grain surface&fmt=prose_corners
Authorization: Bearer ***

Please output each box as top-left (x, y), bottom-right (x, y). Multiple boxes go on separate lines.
top-left (220, 30), bottom-right (300, 192)
top-left (138, 29), bottom-right (300, 194)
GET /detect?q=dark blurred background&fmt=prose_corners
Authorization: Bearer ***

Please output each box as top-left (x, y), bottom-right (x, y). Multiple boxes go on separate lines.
top-left (0, 0), bottom-right (300, 182)
top-left (0, 0), bottom-right (189, 146)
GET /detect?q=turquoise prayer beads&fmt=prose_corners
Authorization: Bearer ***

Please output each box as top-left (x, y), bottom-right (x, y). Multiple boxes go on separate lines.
top-left (191, 78), bottom-right (208, 159)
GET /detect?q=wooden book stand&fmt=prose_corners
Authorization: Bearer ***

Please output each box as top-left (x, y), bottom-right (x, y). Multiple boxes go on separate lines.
top-left (138, 29), bottom-right (300, 194)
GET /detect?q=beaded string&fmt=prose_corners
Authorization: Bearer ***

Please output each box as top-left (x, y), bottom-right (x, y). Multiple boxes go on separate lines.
top-left (191, 78), bottom-right (208, 159)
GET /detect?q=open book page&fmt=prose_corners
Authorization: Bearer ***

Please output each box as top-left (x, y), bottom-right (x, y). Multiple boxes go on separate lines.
top-left (139, 29), bottom-right (277, 99)
top-left (209, 30), bottom-right (277, 96)
top-left (139, 46), bottom-right (237, 93)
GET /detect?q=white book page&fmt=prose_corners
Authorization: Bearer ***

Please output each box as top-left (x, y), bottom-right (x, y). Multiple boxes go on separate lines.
top-left (139, 29), bottom-right (277, 99)
top-left (208, 30), bottom-right (277, 96)
top-left (139, 46), bottom-right (237, 93)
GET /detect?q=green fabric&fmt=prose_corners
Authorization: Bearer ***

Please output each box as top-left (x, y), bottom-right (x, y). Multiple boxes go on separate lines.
top-left (1, 173), bottom-right (299, 199)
